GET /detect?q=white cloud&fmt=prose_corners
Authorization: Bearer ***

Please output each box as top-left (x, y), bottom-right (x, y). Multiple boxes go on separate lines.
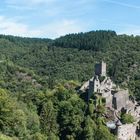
top-left (103, 0), bottom-right (140, 9)
top-left (30, 0), bottom-right (56, 4)
top-left (0, 16), bottom-right (42, 37)
top-left (40, 19), bottom-right (85, 38)
top-left (0, 16), bottom-right (85, 38)
top-left (2, 0), bottom-right (94, 38)
top-left (7, 4), bottom-right (35, 10)
top-left (5, 0), bottom-right (56, 6)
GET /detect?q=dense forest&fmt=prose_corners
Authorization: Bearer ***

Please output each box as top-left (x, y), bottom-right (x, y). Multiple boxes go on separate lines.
top-left (0, 30), bottom-right (140, 140)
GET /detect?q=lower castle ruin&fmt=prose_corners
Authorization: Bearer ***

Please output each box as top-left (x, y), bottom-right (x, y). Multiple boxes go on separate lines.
top-left (80, 61), bottom-right (140, 140)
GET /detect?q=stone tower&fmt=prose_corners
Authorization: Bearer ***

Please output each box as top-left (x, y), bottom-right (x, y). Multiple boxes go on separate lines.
top-left (88, 76), bottom-right (100, 100)
top-left (95, 61), bottom-right (106, 76)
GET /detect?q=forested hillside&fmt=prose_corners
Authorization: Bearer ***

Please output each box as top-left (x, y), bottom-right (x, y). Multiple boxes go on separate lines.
top-left (0, 30), bottom-right (140, 140)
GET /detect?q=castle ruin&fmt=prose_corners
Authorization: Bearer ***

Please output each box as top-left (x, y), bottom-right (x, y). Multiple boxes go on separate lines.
top-left (80, 61), bottom-right (140, 140)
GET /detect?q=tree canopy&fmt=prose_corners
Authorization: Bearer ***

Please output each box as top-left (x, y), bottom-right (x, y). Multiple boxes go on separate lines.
top-left (0, 30), bottom-right (139, 139)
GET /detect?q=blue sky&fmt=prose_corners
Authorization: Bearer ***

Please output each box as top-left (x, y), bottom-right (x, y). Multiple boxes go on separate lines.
top-left (0, 0), bottom-right (140, 38)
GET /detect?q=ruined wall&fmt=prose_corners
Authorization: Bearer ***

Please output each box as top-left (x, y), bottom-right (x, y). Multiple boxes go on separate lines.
top-left (80, 80), bottom-right (89, 92)
top-left (105, 93), bottom-right (112, 108)
top-left (113, 90), bottom-right (129, 111)
top-left (117, 124), bottom-right (136, 140)
top-left (93, 76), bottom-right (100, 93)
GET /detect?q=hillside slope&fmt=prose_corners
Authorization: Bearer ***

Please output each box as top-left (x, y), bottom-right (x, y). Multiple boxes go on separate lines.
top-left (0, 30), bottom-right (139, 140)
top-left (0, 31), bottom-right (139, 98)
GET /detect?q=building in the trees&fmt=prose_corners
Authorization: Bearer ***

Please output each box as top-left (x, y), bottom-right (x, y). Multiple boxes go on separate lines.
top-left (80, 61), bottom-right (140, 140)
top-left (80, 61), bottom-right (128, 109)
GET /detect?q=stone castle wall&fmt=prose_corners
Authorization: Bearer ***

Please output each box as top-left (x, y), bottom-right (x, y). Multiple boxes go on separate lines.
top-left (117, 124), bottom-right (136, 140)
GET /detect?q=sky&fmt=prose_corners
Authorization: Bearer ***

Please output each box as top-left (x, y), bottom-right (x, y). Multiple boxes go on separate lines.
top-left (0, 0), bottom-right (140, 39)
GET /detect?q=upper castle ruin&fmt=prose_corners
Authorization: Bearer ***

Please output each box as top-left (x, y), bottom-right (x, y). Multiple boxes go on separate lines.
top-left (80, 61), bottom-right (140, 140)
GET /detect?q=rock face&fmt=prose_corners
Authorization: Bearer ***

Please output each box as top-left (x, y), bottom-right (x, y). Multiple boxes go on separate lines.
top-left (80, 61), bottom-right (140, 140)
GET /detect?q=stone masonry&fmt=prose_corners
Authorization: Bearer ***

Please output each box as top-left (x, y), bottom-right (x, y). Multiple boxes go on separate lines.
top-left (80, 61), bottom-right (140, 140)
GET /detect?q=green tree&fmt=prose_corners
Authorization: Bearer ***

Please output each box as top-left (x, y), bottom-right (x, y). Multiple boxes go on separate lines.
top-left (40, 100), bottom-right (59, 137)
top-left (95, 125), bottom-right (115, 140)
top-left (83, 116), bottom-right (96, 140)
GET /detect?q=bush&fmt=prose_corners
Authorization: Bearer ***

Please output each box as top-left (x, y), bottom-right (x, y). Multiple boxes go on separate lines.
top-left (121, 113), bottom-right (135, 124)
top-left (99, 76), bottom-right (106, 82)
